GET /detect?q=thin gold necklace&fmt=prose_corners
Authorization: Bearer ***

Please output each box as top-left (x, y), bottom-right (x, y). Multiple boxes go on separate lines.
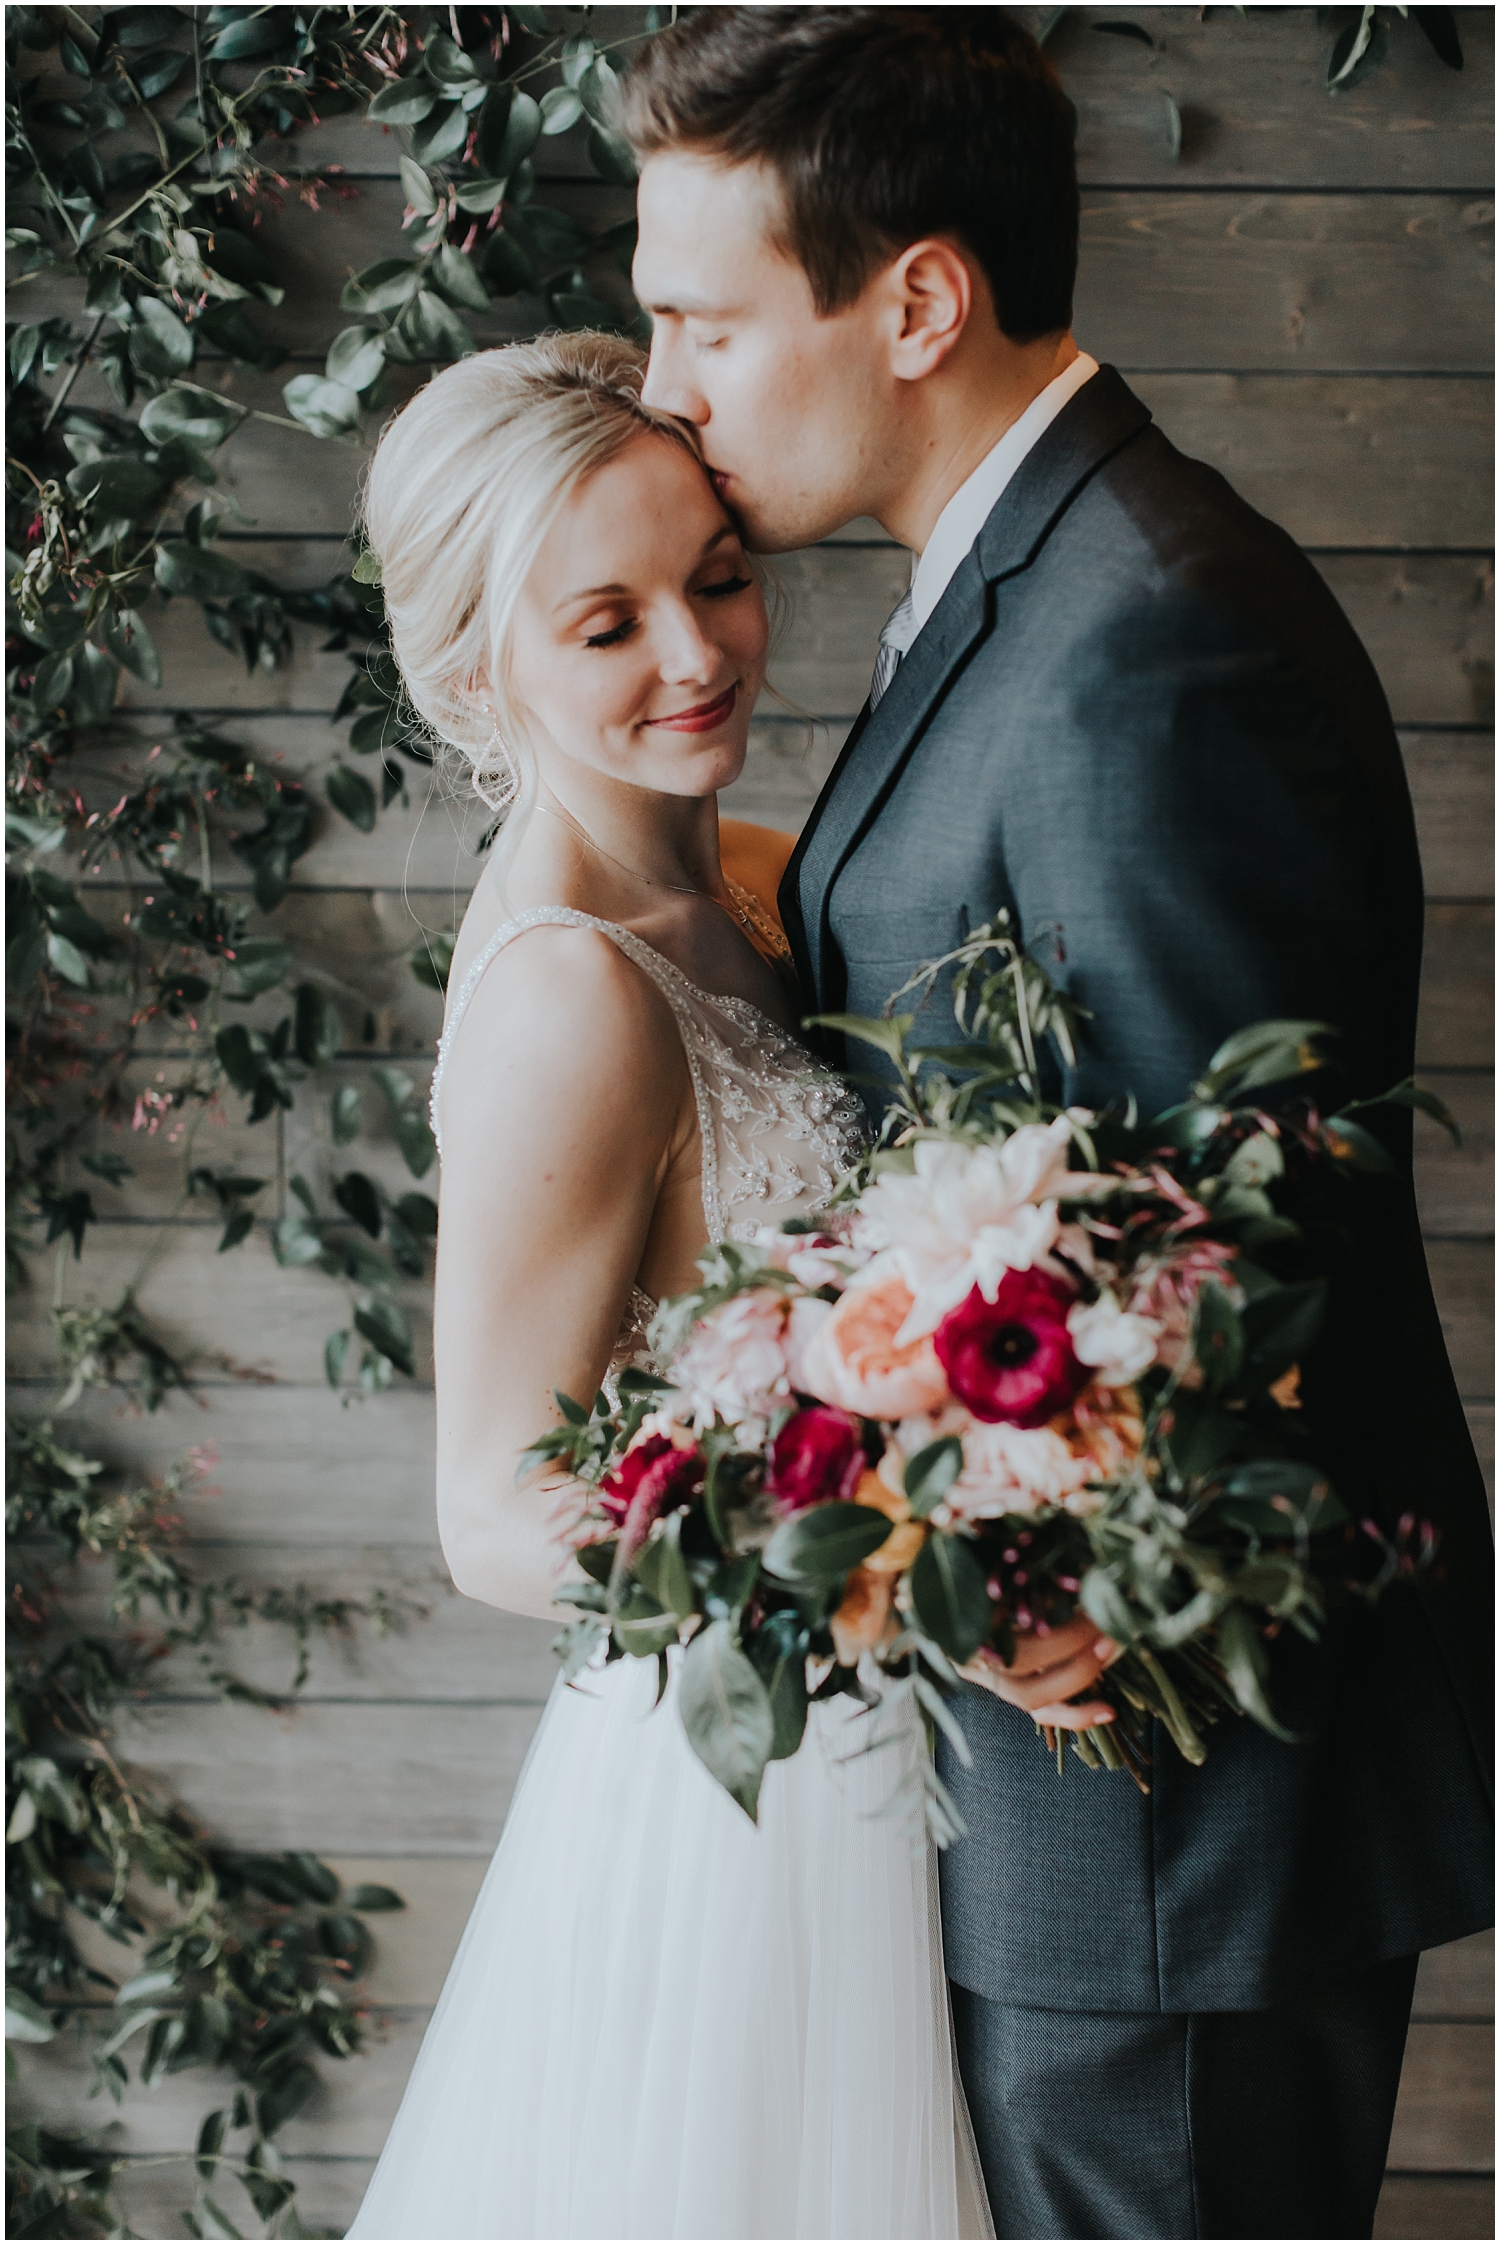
top-left (534, 800), bottom-right (792, 963)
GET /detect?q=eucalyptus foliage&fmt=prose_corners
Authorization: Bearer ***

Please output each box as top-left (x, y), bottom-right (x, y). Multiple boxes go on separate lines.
top-left (6, 4), bottom-right (658, 2233)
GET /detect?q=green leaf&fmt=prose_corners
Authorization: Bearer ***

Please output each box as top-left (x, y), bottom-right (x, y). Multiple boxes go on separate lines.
top-left (806, 1011), bottom-right (914, 1067)
top-left (354, 1297), bottom-right (414, 1377)
top-left (294, 983), bottom-right (341, 1067)
top-left (587, 123), bottom-right (638, 186)
top-left (283, 372), bottom-right (362, 438)
top-left (341, 257), bottom-right (424, 316)
top-left (139, 384), bottom-right (238, 449)
top-left (405, 288), bottom-right (474, 361)
top-left (68, 642), bottom-right (119, 728)
top-left (5, 1987), bottom-right (56, 2044)
top-left (210, 11), bottom-right (291, 58)
top-left (1215, 1604), bottom-right (1298, 1739)
top-left (46, 932), bottom-right (92, 988)
top-left (66, 452), bottom-right (166, 523)
top-left (128, 294), bottom-right (196, 378)
top-left (334, 1170), bottom-right (382, 1238)
top-left (1213, 1459), bottom-right (1346, 1539)
top-left (424, 28), bottom-right (479, 82)
top-left (331, 1083), bottom-right (363, 1143)
top-left (1320, 1116), bottom-right (1396, 1174)
top-left (1412, 7), bottom-right (1464, 69)
top-left (540, 84), bottom-right (584, 133)
top-left (398, 154), bottom-right (439, 214)
top-left (325, 1328), bottom-right (351, 1386)
top-left (195, 2108), bottom-right (228, 2183)
top-left (343, 1881), bottom-right (406, 1911)
top-left (154, 541), bottom-right (254, 599)
top-left (227, 936), bottom-right (293, 997)
top-left (432, 242), bottom-right (489, 311)
top-left (904, 1435), bottom-right (963, 1518)
top-left (1196, 1019), bottom-right (1329, 1101)
top-left (1239, 1279), bottom-right (1327, 1393)
top-left (368, 77), bottom-right (439, 125)
top-left (1192, 1280), bottom-right (1244, 1393)
top-left (495, 89), bottom-right (542, 171)
top-left (678, 1618), bottom-right (775, 1821)
top-left (30, 651), bottom-right (75, 711)
top-left (455, 174), bottom-right (511, 215)
top-left (763, 1500), bottom-right (892, 1585)
top-left (274, 1216), bottom-right (324, 1267)
top-left (99, 606), bottom-right (160, 684)
top-left (325, 326), bottom-right (387, 392)
top-left (411, 96), bottom-right (470, 165)
top-left (1223, 1129), bottom-right (1284, 1189)
top-left (327, 765), bottom-right (377, 832)
top-left (613, 1582), bottom-right (679, 1658)
top-left (1078, 1566), bottom-right (1139, 1645)
top-left (747, 1609), bottom-right (809, 1762)
top-left (351, 545), bottom-right (383, 586)
top-left (411, 933), bottom-right (454, 992)
top-left (634, 1511), bottom-right (696, 1622)
top-left (909, 1532), bottom-right (990, 1663)
top-left (1371, 1078), bottom-right (1461, 1144)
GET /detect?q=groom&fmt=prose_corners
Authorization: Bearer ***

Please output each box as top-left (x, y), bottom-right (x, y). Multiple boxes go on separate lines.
top-left (622, 9), bottom-right (1493, 2239)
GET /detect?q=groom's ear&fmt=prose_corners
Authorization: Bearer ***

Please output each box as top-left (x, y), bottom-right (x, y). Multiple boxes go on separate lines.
top-left (886, 240), bottom-right (977, 384)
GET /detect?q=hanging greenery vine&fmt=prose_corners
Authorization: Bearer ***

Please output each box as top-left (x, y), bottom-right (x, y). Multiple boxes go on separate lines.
top-left (6, 4), bottom-right (659, 2234)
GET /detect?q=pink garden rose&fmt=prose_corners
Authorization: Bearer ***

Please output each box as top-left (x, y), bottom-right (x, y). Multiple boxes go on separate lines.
top-left (795, 1274), bottom-right (953, 1419)
top-left (766, 1405), bottom-right (866, 1513)
top-left (933, 1269), bottom-right (1088, 1428)
top-left (673, 1289), bottom-right (800, 1428)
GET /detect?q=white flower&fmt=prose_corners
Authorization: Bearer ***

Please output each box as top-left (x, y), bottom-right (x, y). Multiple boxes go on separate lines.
top-left (672, 1290), bottom-right (795, 1431)
top-left (853, 1120), bottom-right (1107, 1342)
top-left (1067, 1294), bottom-right (1160, 1386)
top-left (944, 1419), bottom-right (1095, 1522)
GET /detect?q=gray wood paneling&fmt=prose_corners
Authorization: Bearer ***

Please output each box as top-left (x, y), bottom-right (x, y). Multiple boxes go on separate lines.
top-left (1418, 906), bottom-right (1495, 1067)
top-left (1404, 734), bottom-right (1496, 899)
top-left (1375, 2176), bottom-right (1496, 2241)
top-left (64, 363), bottom-right (1497, 549)
top-left (1076, 190), bottom-right (1494, 375)
top-left (1412, 1075), bottom-right (1494, 1238)
top-left (114, 543), bottom-right (1494, 727)
top-left (1388, 2023), bottom-right (1496, 2171)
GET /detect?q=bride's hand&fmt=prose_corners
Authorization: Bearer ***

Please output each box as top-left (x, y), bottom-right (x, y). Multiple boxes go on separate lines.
top-left (959, 1614), bottom-right (1119, 1730)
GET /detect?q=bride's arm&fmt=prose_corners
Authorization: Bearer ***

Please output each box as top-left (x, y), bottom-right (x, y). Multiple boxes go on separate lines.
top-left (431, 929), bottom-right (691, 1620)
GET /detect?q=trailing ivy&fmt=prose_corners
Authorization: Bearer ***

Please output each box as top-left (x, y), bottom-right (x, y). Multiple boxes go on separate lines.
top-left (6, 4), bottom-right (662, 2233)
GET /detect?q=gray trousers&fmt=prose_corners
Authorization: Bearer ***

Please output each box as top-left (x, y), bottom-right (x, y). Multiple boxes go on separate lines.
top-left (951, 1952), bottom-right (1419, 2240)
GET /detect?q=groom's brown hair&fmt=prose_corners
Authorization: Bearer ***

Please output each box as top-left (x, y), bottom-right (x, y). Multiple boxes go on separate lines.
top-left (617, 6), bottom-right (1078, 341)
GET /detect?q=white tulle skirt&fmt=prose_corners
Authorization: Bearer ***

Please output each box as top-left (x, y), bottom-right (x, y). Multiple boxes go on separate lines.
top-left (347, 1647), bottom-right (992, 2241)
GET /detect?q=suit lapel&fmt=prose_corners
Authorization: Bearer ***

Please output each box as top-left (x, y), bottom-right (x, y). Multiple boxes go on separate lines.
top-left (785, 366), bottom-right (1156, 1006)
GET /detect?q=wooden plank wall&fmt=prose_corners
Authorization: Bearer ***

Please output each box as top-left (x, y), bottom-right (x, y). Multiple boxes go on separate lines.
top-left (10, 10), bottom-right (1492, 2237)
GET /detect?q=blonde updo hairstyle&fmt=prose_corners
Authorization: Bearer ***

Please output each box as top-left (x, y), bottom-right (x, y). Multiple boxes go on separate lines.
top-left (360, 331), bottom-right (704, 831)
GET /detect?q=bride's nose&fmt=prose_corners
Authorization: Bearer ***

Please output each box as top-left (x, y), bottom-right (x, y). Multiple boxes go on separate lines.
top-left (652, 602), bottom-right (720, 685)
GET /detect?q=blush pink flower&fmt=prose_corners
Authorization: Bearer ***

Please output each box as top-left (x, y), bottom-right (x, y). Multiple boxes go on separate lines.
top-left (766, 1405), bottom-right (866, 1513)
top-left (672, 1289), bottom-right (799, 1428)
top-left (1129, 1240), bottom-right (1242, 1385)
top-left (934, 1269), bottom-right (1088, 1428)
top-left (795, 1274), bottom-right (953, 1419)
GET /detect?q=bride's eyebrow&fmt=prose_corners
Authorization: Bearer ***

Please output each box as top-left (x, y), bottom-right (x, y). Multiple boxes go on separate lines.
top-left (555, 526), bottom-right (740, 611)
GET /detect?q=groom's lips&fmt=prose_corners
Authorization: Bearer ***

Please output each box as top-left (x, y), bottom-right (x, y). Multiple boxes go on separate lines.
top-left (645, 683), bottom-right (737, 733)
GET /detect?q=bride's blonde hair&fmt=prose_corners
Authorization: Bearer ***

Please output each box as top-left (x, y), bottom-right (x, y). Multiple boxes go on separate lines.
top-left (360, 331), bottom-right (703, 819)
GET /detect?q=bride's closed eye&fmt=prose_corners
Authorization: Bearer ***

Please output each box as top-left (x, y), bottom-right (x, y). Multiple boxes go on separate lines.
top-left (581, 574), bottom-right (753, 651)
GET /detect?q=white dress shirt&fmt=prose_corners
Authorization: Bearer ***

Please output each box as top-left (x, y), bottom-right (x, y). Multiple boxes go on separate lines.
top-left (907, 350), bottom-right (1100, 632)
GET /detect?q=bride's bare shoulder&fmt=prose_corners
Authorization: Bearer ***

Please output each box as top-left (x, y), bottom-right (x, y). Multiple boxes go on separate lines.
top-left (435, 916), bottom-right (687, 1159)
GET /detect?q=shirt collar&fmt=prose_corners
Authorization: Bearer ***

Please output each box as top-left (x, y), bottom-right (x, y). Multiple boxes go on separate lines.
top-left (908, 352), bottom-right (1100, 630)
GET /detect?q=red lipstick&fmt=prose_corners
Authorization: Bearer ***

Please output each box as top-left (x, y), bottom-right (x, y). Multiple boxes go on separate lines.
top-left (645, 684), bottom-right (738, 733)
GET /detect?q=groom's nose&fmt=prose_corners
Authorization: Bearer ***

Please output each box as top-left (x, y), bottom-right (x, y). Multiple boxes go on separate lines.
top-left (642, 330), bottom-right (709, 427)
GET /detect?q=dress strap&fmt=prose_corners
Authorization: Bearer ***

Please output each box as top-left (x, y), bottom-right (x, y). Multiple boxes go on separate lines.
top-left (428, 906), bottom-right (724, 1243)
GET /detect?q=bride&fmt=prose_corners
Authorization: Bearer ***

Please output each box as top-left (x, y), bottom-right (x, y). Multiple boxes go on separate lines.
top-left (345, 332), bottom-right (991, 2242)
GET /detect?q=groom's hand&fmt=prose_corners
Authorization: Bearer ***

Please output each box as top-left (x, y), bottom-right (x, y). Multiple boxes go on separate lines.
top-left (960, 1615), bottom-right (1118, 1730)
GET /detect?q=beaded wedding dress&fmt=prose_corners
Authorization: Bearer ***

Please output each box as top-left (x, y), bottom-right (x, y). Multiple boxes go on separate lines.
top-left (346, 908), bottom-right (993, 2242)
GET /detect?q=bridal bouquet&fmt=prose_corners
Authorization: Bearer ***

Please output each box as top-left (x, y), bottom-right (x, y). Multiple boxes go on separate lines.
top-left (529, 919), bottom-right (1444, 1839)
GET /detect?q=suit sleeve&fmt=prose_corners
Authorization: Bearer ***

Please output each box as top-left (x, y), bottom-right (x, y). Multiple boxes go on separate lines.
top-left (999, 585), bottom-right (1408, 1119)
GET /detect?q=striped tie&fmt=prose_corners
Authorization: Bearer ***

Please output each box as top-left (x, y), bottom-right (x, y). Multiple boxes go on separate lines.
top-left (869, 587), bottom-right (917, 710)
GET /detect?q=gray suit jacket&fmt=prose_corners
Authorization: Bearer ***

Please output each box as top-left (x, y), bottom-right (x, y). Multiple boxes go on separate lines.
top-left (780, 367), bottom-right (1493, 2012)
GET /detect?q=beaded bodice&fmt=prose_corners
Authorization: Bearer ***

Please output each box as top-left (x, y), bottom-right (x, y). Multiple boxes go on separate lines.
top-left (429, 907), bottom-right (867, 1348)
